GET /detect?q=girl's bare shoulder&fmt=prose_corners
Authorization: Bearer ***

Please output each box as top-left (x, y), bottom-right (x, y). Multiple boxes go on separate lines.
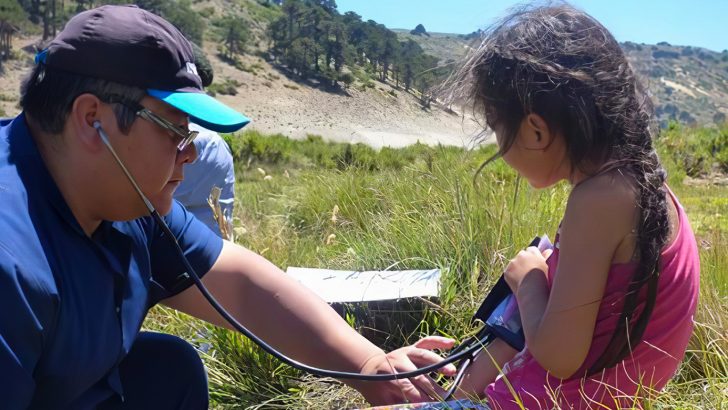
top-left (569, 171), bottom-right (638, 217)
top-left (563, 171), bottom-right (639, 250)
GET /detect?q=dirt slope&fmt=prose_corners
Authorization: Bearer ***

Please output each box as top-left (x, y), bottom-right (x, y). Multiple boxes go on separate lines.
top-left (0, 36), bottom-right (485, 149)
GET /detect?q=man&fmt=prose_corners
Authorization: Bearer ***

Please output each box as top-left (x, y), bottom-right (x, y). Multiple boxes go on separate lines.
top-left (0, 5), bottom-right (454, 409)
top-left (174, 48), bottom-right (236, 237)
top-left (174, 122), bottom-right (236, 236)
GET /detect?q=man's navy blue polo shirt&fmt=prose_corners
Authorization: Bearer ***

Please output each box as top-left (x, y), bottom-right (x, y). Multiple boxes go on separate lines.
top-left (0, 114), bottom-right (223, 409)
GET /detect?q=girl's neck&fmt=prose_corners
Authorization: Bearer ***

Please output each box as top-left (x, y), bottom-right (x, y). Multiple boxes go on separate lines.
top-left (569, 170), bottom-right (590, 186)
top-left (567, 160), bottom-right (614, 187)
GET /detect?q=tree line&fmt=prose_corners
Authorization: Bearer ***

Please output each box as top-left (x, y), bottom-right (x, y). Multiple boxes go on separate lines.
top-left (267, 0), bottom-right (448, 105)
top-left (1, 0), bottom-right (448, 105)
top-left (0, 0), bottom-right (247, 70)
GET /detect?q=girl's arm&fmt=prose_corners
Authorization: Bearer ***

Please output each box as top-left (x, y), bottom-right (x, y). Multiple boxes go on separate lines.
top-left (453, 338), bottom-right (519, 399)
top-left (507, 175), bottom-right (637, 379)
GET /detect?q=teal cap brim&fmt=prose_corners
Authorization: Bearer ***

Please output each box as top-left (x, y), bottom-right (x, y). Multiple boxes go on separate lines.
top-left (147, 89), bottom-right (250, 133)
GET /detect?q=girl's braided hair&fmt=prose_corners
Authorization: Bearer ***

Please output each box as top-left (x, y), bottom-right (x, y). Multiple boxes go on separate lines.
top-left (444, 3), bottom-right (670, 375)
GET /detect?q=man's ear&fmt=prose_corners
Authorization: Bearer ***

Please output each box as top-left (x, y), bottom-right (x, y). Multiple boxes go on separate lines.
top-left (69, 93), bottom-right (107, 152)
top-left (524, 113), bottom-right (552, 151)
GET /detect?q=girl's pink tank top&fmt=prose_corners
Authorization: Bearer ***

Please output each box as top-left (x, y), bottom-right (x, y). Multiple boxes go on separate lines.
top-left (485, 188), bottom-right (700, 409)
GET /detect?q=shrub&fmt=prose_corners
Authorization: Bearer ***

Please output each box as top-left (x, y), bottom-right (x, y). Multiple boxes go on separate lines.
top-left (237, 130), bottom-right (294, 164)
top-left (338, 72), bottom-right (354, 89)
top-left (199, 7), bottom-right (215, 18)
top-left (653, 50), bottom-right (680, 59)
top-left (359, 81), bottom-right (375, 91)
top-left (160, 0), bottom-right (204, 45)
top-left (206, 79), bottom-right (240, 96)
top-left (334, 143), bottom-right (379, 170)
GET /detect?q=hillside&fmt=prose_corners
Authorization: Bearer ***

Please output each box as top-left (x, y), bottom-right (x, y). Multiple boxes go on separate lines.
top-left (624, 42), bottom-right (728, 126)
top-left (1, 0), bottom-right (725, 151)
top-left (394, 30), bottom-right (728, 127)
top-left (392, 29), bottom-right (474, 68)
top-left (0, 34), bottom-right (482, 148)
top-left (0, 0), bottom-right (483, 148)
top-left (203, 45), bottom-right (481, 148)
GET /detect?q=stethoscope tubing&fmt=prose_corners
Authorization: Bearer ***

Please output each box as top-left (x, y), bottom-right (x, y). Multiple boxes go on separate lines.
top-left (95, 121), bottom-right (490, 387)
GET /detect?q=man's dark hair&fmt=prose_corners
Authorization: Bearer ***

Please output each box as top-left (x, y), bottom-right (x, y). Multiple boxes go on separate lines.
top-left (20, 64), bottom-right (146, 135)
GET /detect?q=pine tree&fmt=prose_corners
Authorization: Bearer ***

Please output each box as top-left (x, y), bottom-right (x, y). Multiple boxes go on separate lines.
top-left (0, 0), bottom-right (25, 64)
top-left (281, 0), bottom-right (301, 43)
top-left (218, 15), bottom-right (250, 60)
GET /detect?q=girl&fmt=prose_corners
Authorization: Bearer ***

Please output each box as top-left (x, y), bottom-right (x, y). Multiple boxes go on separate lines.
top-left (442, 4), bottom-right (700, 409)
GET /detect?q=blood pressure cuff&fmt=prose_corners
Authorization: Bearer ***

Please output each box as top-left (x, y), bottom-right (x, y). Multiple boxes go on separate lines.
top-left (485, 293), bottom-right (524, 351)
top-left (472, 236), bottom-right (553, 352)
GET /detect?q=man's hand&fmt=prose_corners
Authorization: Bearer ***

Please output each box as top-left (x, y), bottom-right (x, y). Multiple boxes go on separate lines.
top-left (352, 336), bottom-right (457, 405)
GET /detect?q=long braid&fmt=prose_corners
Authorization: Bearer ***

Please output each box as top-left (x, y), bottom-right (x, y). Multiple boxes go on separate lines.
top-left (587, 50), bottom-right (670, 373)
top-left (589, 145), bottom-right (669, 374)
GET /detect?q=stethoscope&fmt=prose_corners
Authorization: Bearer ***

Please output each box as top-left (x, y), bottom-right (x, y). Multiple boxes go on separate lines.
top-left (94, 121), bottom-right (524, 401)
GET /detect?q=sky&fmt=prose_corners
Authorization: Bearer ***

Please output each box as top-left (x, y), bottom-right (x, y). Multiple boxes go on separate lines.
top-left (335, 1), bottom-right (728, 52)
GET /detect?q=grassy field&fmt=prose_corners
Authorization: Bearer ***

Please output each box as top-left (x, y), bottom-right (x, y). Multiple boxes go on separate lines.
top-left (144, 125), bottom-right (727, 409)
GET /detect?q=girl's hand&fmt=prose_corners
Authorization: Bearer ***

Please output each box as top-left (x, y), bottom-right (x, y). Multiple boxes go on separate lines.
top-left (504, 247), bottom-right (553, 293)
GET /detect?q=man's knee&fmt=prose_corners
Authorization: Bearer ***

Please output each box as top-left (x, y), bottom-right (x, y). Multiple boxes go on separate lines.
top-left (132, 332), bottom-right (207, 385)
top-left (118, 332), bottom-right (208, 409)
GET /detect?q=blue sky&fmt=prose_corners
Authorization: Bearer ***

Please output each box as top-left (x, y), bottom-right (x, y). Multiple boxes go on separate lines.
top-left (335, 1), bottom-right (728, 52)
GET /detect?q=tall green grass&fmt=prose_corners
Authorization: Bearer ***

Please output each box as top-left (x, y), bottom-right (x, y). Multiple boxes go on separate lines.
top-left (144, 128), bottom-right (727, 409)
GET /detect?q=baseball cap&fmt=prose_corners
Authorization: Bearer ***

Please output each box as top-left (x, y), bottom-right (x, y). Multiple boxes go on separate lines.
top-left (35, 5), bottom-right (250, 133)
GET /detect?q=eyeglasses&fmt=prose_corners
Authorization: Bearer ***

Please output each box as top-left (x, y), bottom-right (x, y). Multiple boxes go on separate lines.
top-left (103, 96), bottom-right (199, 151)
top-left (135, 108), bottom-right (199, 151)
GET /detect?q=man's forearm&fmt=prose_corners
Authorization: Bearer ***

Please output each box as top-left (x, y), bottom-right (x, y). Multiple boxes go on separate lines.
top-left (168, 242), bottom-right (383, 375)
top-left (233, 259), bottom-right (383, 373)
top-left (167, 242), bottom-right (470, 404)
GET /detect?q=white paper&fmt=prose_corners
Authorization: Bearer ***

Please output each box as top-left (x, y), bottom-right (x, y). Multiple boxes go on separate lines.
top-left (285, 267), bottom-right (441, 303)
